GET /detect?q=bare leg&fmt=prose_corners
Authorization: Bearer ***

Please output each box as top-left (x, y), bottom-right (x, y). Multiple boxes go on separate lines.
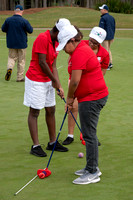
top-left (28, 107), bottom-right (40, 145)
top-left (68, 98), bottom-right (78, 135)
top-left (45, 106), bottom-right (56, 142)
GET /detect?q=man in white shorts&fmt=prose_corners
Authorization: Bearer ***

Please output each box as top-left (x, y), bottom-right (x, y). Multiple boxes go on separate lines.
top-left (24, 20), bottom-right (70, 157)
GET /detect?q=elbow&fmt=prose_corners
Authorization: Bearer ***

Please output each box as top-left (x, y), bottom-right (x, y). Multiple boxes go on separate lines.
top-left (72, 81), bottom-right (79, 88)
top-left (29, 29), bottom-right (33, 34)
top-left (30, 28), bottom-right (33, 33)
top-left (39, 60), bottom-right (43, 67)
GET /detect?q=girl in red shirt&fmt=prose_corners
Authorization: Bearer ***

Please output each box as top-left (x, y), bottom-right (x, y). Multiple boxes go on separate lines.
top-left (57, 25), bottom-right (108, 185)
top-left (63, 27), bottom-right (109, 146)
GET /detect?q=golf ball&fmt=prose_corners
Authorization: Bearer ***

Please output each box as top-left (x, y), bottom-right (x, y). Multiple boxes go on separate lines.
top-left (78, 152), bottom-right (84, 158)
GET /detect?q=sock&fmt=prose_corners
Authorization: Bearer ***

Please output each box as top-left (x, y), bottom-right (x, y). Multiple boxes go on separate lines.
top-left (68, 134), bottom-right (74, 138)
top-left (33, 144), bottom-right (40, 148)
top-left (49, 141), bottom-right (55, 145)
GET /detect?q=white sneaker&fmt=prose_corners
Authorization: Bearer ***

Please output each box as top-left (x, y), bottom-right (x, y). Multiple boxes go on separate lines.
top-left (75, 167), bottom-right (102, 176)
top-left (73, 171), bottom-right (100, 185)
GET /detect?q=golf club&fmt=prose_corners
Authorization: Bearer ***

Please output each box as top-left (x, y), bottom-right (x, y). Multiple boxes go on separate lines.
top-left (14, 110), bottom-right (68, 196)
top-left (58, 89), bottom-right (82, 133)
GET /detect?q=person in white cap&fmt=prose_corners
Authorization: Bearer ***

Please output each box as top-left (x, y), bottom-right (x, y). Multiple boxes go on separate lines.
top-left (62, 26), bottom-right (83, 146)
top-left (62, 26), bottom-right (109, 146)
top-left (57, 25), bottom-right (109, 185)
top-left (23, 21), bottom-right (69, 157)
top-left (55, 18), bottom-right (71, 31)
top-left (99, 4), bottom-right (115, 70)
top-left (86, 26), bottom-right (109, 76)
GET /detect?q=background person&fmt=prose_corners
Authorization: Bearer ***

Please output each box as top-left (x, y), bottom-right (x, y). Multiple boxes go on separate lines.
top-left (62, 27), bottom-right (109, 146)
top-left (99, 4), bottom-right (115, 70)
top-left (57, 25), bottom-right (108, 185)
top-left (23, 23), bottom-right (68, 157)
top-left (1, 5), bottom-right (33, 82)
top-left (85, 27), bottom-right (109, 76)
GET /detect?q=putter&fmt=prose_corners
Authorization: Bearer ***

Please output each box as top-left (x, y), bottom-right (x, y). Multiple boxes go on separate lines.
top-left (63, 97), bottom-right (82, 133)
top-left (58, 89), bottom-right (82, 133)
top-left (14, 110), bottom-right (68, 196)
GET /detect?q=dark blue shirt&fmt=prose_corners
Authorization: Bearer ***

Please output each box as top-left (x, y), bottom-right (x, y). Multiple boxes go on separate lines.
top-left (1, 15), bottom-right (33, 49)
top-left (99, 13), bottom-right (115, 40)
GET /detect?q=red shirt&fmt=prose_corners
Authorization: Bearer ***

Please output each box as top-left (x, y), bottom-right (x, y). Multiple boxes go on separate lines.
top-left (69, 41), bottom-right (108, 102)
top-left (84, 40), bottom-right (109, 69)
top-left (26, 30), bottom-right (58, 82)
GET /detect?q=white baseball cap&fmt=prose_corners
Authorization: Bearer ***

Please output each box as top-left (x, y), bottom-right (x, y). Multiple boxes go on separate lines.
top-left (56, 25), bottom-right (78, 51)
top-left (89, 27), bottom-right (107, 44)
top-left (55, 18), bottom-right (71, 31)
top-left (99, 4), bottom-right (109, 11)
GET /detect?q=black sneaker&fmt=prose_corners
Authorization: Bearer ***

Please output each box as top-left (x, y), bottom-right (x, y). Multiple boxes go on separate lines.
top-left (107, 66), bottom-right (110, 71)
top-left (62, 137), bottom-right (74, 145)
top-left (109, 63), bottom-right (113, 68)
top-left (30, 145), bottom-right (47, 157)
top-left (46, 141), bottom-right (68, 152)
top-left (5, 68), bottom-right (12, 81)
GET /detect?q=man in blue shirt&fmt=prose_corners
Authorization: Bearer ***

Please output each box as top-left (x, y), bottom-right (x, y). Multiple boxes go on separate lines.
top-left (99, 4), bottom-right (115, 70)
top-left (1, 5), bottom-right (33, 82)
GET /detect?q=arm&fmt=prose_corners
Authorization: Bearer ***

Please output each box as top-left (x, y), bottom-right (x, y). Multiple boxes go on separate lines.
top-left (99, 17), bottom-right (105, 29)
top-left (38, 53), bottom-right (64, 98)
top-left (66, 70), bottom-right (82, 112)
top-left (1, 21), bottom-right (8, 32)
top-left (52, 58), bottom-right (64, 98)
top-left (101, 51), bottom-right (109, 76)
top-left (25, 20), bottom-right (33, 34)
top-left (38, 53), bottom-right (59, 88)
top-left (101, 68), bottom-right (107, 76)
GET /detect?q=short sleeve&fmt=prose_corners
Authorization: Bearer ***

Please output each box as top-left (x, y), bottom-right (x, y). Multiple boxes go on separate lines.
top-left (34, 35), bottom-right (48, 55)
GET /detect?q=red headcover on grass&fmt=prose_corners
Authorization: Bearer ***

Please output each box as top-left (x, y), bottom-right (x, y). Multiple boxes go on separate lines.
top-left (37, 168), bottom-right (51, 179)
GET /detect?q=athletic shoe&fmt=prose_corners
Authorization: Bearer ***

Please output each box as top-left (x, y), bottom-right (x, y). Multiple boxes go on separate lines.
top-left (75, 167), bottom-right (102, 176)
top-left (109, 63), bottom-right (113, 68)
top-left (30, 145), bottom-right (47, 157)
top-left (16, 78), bottom-right (25, 82)
top-left (5, 68), bottom-right (12, 81)
top-left (62, 137), bottom-right (74, 145)
top-left (46, 141), bottom-right (68, 152)
top-left (107, 66), bottom-right (111, 70)
top-left (73, 170), bottom-right (100, 185)
top-left (107, 63), bottom-right (113, 71)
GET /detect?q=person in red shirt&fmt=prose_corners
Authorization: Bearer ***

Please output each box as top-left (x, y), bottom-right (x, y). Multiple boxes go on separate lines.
top-left (57, 25), bottom-right (108, 184)
top-left (84, 26), bottom-right (109, 76)
top-left (23, 22), bottom-right (69, 157)
top-left (62, 27), bottom-right (109, 146)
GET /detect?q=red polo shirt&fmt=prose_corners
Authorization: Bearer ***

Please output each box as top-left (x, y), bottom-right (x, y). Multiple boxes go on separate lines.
top-left (84, 40), bottom-right (109, 69)
top-left (26, 30), bottom-right (58, 82)
top-left (69, 41), bottom-right (108, 102)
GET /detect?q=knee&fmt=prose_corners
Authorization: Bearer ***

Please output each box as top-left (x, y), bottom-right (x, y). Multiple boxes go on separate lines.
top-left (45, 106), bottom-right (55, 117)
top-left (29, 108), bottom-right (40, 118)
top-left (72, 99), bottom-right (78, 112)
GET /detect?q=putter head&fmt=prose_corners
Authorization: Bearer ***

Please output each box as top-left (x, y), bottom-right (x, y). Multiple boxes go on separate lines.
top-left (81, 140), bottom-right (86, 145)
top-left (37, 168), bottom-right (51, 179)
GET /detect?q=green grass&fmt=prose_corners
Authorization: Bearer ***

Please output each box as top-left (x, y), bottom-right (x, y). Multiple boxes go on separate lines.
top-left (0, 7), bottom-right (133, 28)
top-left (0, 10), bottom-right (133, 200)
